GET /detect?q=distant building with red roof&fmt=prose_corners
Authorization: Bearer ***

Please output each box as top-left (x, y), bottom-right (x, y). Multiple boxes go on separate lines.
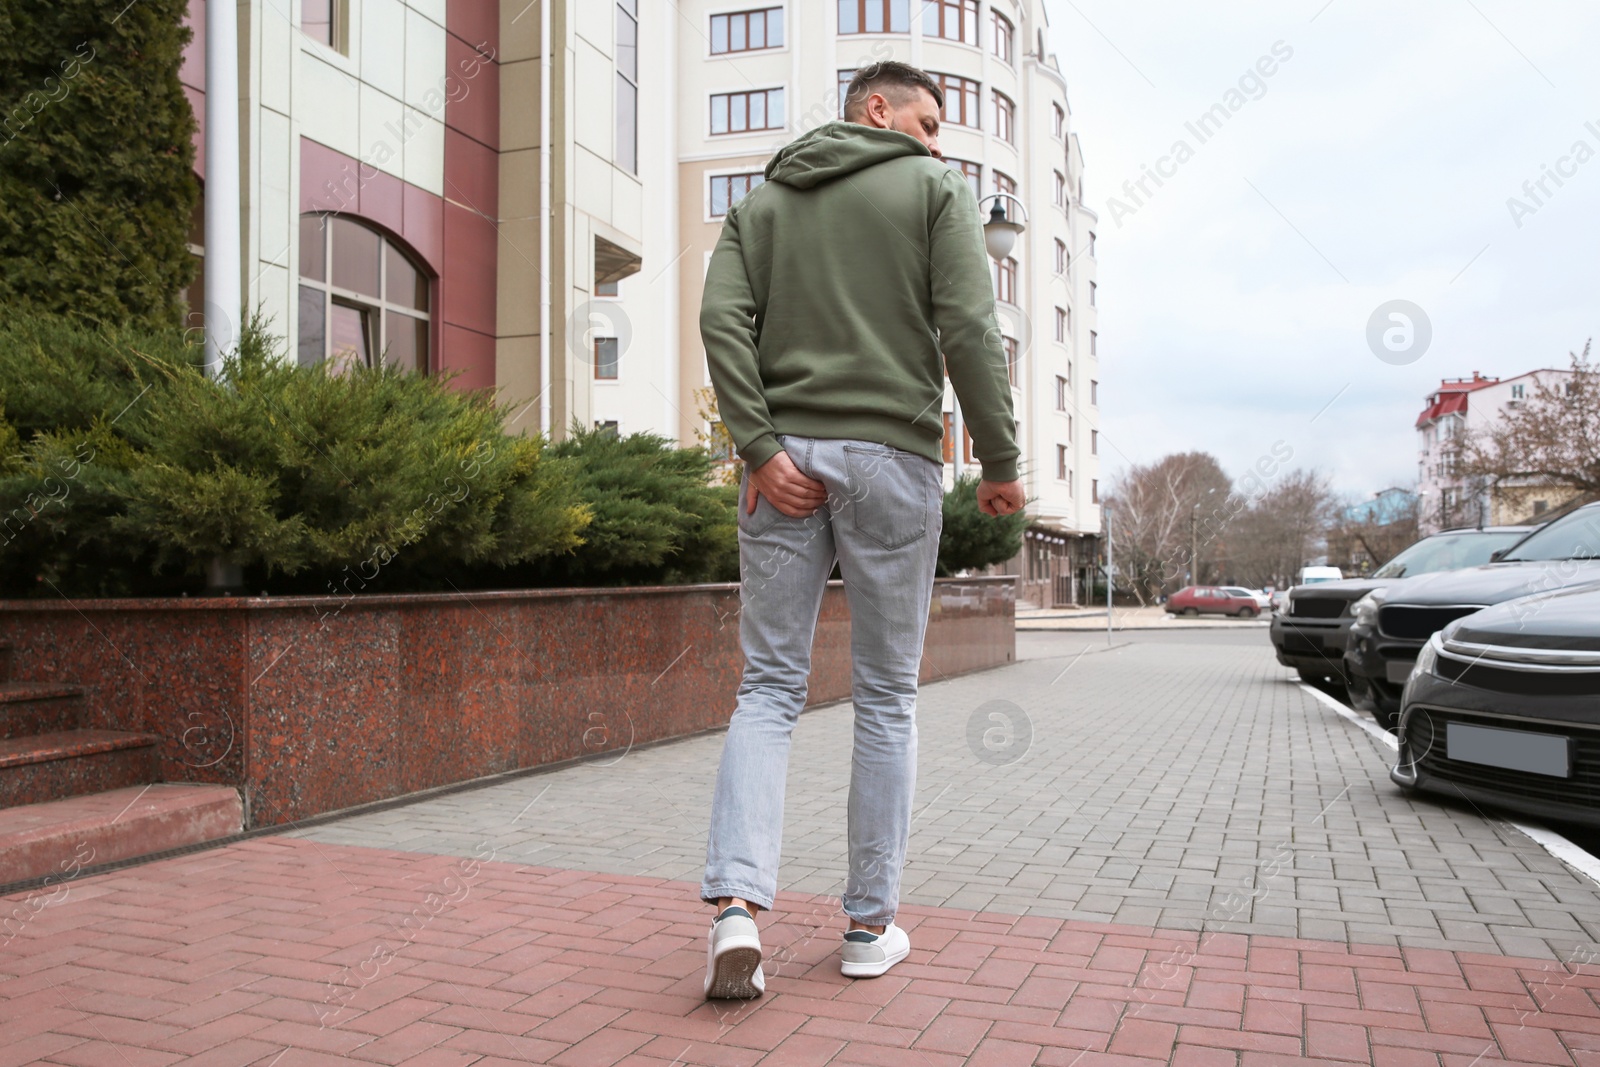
top-left (1416, 368), bottom-right (1573, 533)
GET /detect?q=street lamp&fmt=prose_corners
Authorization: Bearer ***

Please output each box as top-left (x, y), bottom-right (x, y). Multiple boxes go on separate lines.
top-left (977, 193), bottom-right (1028, 262)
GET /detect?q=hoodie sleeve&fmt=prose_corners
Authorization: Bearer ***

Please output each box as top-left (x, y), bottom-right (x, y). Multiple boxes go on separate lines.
top-left (928, 170), bottom-right (1020, 483)
top-left (700, 202), bottom-right (784, 471)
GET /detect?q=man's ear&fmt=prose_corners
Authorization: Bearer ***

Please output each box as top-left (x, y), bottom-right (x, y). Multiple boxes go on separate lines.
top-left (863, 92), bottom-right (890, 129)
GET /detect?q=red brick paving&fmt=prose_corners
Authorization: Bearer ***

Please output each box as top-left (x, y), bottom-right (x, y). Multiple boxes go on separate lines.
top-left (2, 838), bottom-right (1599, 1065)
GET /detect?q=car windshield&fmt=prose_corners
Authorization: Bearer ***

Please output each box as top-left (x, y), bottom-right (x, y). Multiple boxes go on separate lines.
top-left (1498, 508), bottom-right (1600, 563)
top-left (1372, 529), bottom-right (1529, 577)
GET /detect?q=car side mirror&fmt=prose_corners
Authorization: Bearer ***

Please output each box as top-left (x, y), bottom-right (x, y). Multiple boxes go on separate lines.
top-left (1489, 549), bottom-right (1506, 562)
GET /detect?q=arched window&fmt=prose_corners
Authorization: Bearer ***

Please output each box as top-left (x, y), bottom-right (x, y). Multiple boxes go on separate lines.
top-left (297, 213), bottom-right (430, 371)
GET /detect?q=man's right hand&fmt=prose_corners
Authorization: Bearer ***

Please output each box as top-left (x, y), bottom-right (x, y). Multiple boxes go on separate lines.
top-left (748, 450), bottom-right (828, 519)
top-left (977, 479), bottom-right (1025, 517)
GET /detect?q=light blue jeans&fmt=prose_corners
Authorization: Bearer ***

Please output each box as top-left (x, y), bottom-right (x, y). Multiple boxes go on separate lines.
top-left (701, 434), bottom-right (945, 926)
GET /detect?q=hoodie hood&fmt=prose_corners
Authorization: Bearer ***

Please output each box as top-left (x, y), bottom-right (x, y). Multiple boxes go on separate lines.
top-left (764, 121), bottom-right (930, 189)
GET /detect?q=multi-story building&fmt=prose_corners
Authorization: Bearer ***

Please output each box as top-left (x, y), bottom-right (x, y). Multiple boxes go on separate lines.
top-left (1415, 369), bottom-right (1575, 533)
top-left (183, 0), bottom-right (1101, 591)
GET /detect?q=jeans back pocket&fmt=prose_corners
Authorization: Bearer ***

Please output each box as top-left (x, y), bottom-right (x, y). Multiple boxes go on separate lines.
top-left (842, 444), bottom-right (931, 550)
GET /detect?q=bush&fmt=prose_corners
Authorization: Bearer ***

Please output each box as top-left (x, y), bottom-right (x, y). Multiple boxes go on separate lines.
top-left (937, 473), bottom-right (1028, 576)
top-left (529, 425), bottom-right (739, 586)
top-left (0, 314), bottom-right (590, 596)
top-left (0, 0), bottom-right (198, 330)
top-left (0, 313), bottom-right (743, 596)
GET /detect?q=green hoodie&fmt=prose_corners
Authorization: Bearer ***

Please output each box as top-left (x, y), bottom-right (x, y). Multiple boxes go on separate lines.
top-left (700, 121), bottom-right (1020, 482)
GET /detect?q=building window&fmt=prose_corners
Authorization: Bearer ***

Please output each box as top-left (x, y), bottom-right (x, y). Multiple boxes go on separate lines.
top-left (923, 0), bottom-right (978, 44)
top-left (710, 172), bottom-right (764, 216)
top-left (711, 6), bottom-right (784, 53)
top-left (1092, 479), bottom-right (1099, 504)
top-left (948, 158), bottom-right (981, 199)
top-left (994, 255), bottom-right (1017, 304)
top-left (992, 170), bottom-right (1015, 197)
top-left (1053, 171), bottom-right (1066, 208)
top-left (1091, 429), bottom-right (1099, 455)
top-left (1055, 375), bottom-right (1068, 412)
top-left (596, 279), bottom-right (620, 297)
top-left (1003, 336), bottom-right (1019, 386)
top-left (711, 88), bottom-right (786, 134)
top-left (942, 412), bottom-right (955, 463)
top-left (1052, 102), bottom-right (1065, 139)
top-left (839, 0), bottom-right (908, 33)
top-left (616, 0), bottom-right (638, 173)
top-left (1057, 445), bottom-right (1069, 482)
top-left (1091, 379), bottom-right (1098, 405)
top-left (297, 213), bottom-right (430, 372)
top-left (1511, 383), bottom-right (1525, 399)
top-left (1090, 329), bottom-right (1097, 355)
top-left (932, 72), bottom-right (979, 127)
top-left (595, 420), bottom-right (620, 437)
top-left (1067, 360), bottom-right (1073, 385)
top-left (1055, 307), bottom-right (1067, 343)
top-left (992, 91), bottom-right (1015, 144)
top-left (1054, 238), bottom-right (1067, 275)
top-left (1088, 231), bottom-right (1097, 256)
top-left (1090, 281), bottom-right (1097, 306)
top-left (301, 0), bottom-right (347, 52)
top-left (594, 337), bottom-right (620, 380)
top-left (991, 9), bottom-right (1013, 64)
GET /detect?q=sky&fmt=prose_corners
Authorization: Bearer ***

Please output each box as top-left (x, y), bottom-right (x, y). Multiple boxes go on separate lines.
top-left (1040, 0), bottom-right (1600, 503)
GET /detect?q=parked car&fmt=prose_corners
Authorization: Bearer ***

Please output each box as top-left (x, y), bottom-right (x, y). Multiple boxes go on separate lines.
top-left (1391, 582), bottom-right (1600, 827)
top-left (1346, 502), bottom-right (1600, 728)
top-left (1222, 586), bottom-right (1272, 611)
top-left (1270, 525), bottom-right (1535, 686)
top-left (1166, 586), bottom-right (1261, 617)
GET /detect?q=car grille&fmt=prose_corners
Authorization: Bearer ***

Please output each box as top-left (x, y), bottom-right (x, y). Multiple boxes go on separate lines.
top-left (1408, 708), bottom-right (1600, 808)
top-left (1290, 597), bottom-right (1345, 619)
top-left (1435, 657), bottom-right (1600, 696)
top-left (1378, 605), bottom-right (1483, 640)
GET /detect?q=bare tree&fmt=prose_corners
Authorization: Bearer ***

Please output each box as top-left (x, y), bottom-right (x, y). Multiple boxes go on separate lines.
top-left (1461, 341), bottom-right (1599, 501)
top-left (1227, 469), bottom-right (1340, 589)
top-left (1106, 452), bottom-right (1230, 602)
top-left (1327, 491), bottom-right (1419, 576)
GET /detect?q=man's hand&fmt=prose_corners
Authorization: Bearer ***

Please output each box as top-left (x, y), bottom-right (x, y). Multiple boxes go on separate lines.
top-left (748, 450), bottom-right (827, 518)
top-left (977, 479), bottom-right (1025, 517)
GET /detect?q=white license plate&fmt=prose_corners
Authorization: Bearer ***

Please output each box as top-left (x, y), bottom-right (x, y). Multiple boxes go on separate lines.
top-left (1447, 722), bottom-right (1571, 778)
top-left (1385, 660), bottom-right (1415, 684)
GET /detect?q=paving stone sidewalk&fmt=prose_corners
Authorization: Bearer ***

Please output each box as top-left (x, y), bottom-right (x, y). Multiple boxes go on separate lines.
top-left (291, 636), bottom-right (1600, 962)
top-left (6, 836), bottom-right (1600, 1067)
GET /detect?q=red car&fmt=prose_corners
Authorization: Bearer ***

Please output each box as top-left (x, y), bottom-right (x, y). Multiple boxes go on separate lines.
top-left (1165, 585), bottom-right (1260, 618)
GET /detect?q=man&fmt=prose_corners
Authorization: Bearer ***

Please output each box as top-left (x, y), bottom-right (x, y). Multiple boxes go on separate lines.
top-left (698, 61), bottom-right (1024, 999)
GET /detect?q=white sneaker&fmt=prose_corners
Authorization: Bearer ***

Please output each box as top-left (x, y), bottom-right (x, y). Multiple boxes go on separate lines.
top-left (704, 906), bottom-right (765, 999)
top-left (840, 922), bottom-right (911, 978)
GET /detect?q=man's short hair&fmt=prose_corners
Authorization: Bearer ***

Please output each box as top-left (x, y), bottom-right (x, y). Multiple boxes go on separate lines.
top-left (841, 61), bottom-right (944, 122)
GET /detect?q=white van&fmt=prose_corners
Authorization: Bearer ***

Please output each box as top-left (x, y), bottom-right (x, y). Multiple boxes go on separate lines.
top-left (1297, 566), bottom-right (1343, 585)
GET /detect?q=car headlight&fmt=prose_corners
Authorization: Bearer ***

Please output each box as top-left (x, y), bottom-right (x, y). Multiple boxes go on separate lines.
top-left (1411, 631), bottom-right (1442, 679)
top-left (1351, 588), bottom-right (1387, 628)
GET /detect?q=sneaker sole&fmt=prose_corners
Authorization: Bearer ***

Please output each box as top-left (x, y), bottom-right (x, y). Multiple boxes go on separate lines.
top-left (706, 943), bottom-right (764, 999)
top-left (840, 943), bottom-right (910, 978)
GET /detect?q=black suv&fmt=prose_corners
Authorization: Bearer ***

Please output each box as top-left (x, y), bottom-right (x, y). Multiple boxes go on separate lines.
top-left (1345, 502), bottom-right (1600, 728)
top-left (1270, 526), bottom-right (1532, 686)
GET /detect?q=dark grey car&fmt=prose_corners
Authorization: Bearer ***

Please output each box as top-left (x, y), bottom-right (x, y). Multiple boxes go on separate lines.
top-left (1392, 583), bottom-right (1600, 828)
top-left (1270, 526), bottom-right (1533, 686)
top-left (1346, 502), bottom-right (1600, 727)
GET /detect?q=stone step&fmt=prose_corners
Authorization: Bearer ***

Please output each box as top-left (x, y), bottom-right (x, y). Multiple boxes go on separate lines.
top-left (0, 783), bottom-right (242, 886)
top-left (0, 729), bottom-right (161, 808)
top-left (0, 683), bottom-right (86, 739)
